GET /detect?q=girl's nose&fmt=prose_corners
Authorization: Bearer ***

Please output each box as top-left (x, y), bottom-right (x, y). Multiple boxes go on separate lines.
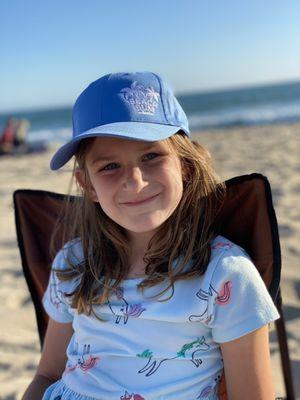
top-left (123, 165), bottom-right (147, 191)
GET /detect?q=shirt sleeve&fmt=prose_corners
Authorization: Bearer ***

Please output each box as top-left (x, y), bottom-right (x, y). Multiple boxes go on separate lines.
top-left (205, 246), bottom-right (280, 343)
top-left (42, 244), bottom-right (80, 323)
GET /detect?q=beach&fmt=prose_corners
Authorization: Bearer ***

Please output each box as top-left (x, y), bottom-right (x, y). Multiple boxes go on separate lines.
top-left (0, 122), bottom-right (299, 399)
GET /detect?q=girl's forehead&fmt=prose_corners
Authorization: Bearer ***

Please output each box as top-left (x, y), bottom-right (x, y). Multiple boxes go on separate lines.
top-left (87, 136), bottom-right (169, 155)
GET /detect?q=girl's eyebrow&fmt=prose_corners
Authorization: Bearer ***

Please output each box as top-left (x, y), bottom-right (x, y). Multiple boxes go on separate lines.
top-left (90, 143), bottom-right (158, 165)
top-left (91, 155), bottom-right (118, 165)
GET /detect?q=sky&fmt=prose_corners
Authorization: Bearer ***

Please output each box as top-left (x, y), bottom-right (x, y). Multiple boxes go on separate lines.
top-left (1, 0), bottom-right (300, 113)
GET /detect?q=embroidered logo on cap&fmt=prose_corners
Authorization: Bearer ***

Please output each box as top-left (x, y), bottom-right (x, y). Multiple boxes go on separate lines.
top-left (120, 81), bottom-right (160, 115)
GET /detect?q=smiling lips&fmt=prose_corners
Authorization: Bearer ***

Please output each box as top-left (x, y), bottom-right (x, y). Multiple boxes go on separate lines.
top-left (121, 193), bottom-right (160, 206)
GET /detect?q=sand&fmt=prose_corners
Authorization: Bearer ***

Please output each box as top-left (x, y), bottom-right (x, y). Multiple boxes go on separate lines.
top-left (0, 122), bottom-right (299, 399)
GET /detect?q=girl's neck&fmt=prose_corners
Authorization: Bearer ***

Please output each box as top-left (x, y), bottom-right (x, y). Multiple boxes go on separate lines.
top-left (127, 230), bottom-right (155, 260)
top-left (125, 229), bottom-right (158, 278)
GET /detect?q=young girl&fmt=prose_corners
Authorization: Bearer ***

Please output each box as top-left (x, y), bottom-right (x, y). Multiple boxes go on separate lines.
top-left (22, 72), bottom-right (279, 400)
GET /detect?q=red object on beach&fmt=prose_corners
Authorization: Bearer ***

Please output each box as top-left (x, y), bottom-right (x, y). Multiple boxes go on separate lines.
top-left (0, 121), bottom-right (15, 144)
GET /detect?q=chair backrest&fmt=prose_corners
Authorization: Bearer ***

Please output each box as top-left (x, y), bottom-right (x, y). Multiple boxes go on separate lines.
top-left (13, 173), bottom-right (282, 399)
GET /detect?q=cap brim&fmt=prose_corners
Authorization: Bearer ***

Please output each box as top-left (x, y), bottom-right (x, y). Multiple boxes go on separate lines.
top-left (50, 122), bottom-right (187, 170)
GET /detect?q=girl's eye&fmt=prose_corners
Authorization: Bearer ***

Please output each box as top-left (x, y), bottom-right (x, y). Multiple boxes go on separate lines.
top-left (102, 162), bottom-right (119, 171)
top-left (144, 152), bottom-right (159, 161)
top-left (100, 153), bottom-right (159, 171)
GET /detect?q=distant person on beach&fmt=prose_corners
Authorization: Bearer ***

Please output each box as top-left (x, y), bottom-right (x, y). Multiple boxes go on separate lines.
top-left (22, 72), bottom-right (279, 400)
top-left (0, 117), bottom-right (17, 153)
top-left (0, 117), bottom-right (30, 154)
top-left (14, 118), bottom-right (30, 149)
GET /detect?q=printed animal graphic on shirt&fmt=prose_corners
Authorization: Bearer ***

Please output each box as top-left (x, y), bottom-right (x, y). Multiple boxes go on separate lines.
top-left (49, 269), bottom-right (80, 310)
top-left (64, 343), bottom-right (100, 374)
top-left (136, 336), bottom-right (210, 377)
top-left (188, 240), bottom-right (234, 323)
top-left (189, 281), bottom-right (232, 323)
top-left (120, 390), bottom-right (145, 400)
top-left (49, 270), bottom-right (65, 309)
top-left (106, 286), bottom-right (146, 324)
top-left (177, 336), bottom-right (210, 367)
top-left (196, 375), bottom-right (221, 399)
top-left (212, 241), bottom-right (234, 250)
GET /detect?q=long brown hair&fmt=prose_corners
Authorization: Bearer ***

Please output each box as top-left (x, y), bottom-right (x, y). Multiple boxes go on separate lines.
top-left (50, 131), bottom-right (226, 319)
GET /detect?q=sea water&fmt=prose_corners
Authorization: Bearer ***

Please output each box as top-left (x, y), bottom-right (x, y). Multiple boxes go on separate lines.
top-left (1, 79), bottom-right (300, 144)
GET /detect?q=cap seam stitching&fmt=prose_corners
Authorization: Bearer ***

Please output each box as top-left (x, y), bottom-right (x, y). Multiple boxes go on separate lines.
top-left (152, 72), bottom-right (169, 124)
top-left (99, 77), bottom-right (105, 124)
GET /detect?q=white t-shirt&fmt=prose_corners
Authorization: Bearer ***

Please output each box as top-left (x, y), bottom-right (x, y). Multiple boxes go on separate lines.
top-left (42, 234), bottom-right (279, 400)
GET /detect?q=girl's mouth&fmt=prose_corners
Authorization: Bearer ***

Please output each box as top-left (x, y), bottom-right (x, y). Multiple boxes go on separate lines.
top-left (121, 193), bottom-right (160, 206)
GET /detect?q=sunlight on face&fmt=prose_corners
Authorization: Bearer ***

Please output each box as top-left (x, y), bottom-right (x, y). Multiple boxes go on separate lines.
top-left (81, 136), bottom-right (183, 237)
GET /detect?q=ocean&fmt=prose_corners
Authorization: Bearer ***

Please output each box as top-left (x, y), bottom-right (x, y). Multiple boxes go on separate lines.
top-left (1, 79), bottom-right (300, 144)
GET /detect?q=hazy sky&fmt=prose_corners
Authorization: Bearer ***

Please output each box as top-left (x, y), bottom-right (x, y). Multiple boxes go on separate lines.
top-left (1, 0), bottom-right (300, 112)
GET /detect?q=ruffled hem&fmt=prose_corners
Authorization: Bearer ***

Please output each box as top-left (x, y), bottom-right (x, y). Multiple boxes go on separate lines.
top-left (43, 379), bottom-right (97, 400)
top-left (42, 378), bottom-right (218, 400)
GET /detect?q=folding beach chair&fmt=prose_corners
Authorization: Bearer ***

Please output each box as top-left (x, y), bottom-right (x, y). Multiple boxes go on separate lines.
top-left (13, 173), bottom-right (295, 400)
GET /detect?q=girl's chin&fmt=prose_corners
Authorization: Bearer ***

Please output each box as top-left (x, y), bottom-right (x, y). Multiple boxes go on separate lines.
top-left (125, 225), bottom-right (160, 234)
top-left (122, 220), bottom-right (165, 233)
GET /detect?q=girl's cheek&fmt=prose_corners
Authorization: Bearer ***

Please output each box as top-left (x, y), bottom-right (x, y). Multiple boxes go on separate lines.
top-left (92, 172), bottom-right (118, 184)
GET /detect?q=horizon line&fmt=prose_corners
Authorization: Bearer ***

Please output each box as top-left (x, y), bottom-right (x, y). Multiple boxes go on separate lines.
top-left (1, 76), bottom-right (300, 116)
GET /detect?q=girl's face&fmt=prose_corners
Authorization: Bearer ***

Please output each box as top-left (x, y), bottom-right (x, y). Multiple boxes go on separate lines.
top-left (75, 136), bottom-right (184, 237)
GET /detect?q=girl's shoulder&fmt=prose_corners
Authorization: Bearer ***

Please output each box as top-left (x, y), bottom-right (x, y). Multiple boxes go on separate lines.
top-left (204, 234), bottom-right (255, 283)
top-left (52, 237), bottom-right (84, 271)
top-left (210, 234), bottom-right (250, 259)
top-left (198, 235), bottom-right (279, 342)
top-left (196, 235), bottom-right (263, 308)
top-left (43, 238), bottom-right (84, 322)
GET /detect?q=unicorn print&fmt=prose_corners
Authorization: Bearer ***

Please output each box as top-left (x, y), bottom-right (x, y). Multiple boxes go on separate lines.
top-left (212, 241), bottom-right (234, 250)
top-left (196, 375), bottom-right (222, 399)
top-left (49, 270), bottom-right (65, 309)
top-left (64, 343), bottom-right (99, 375)
top-left (120, 390), bottom-right (145, 400)
top-left (107, 286), bottom-right (146, 324)
top-left (137, 336), bottom-right (210, 377)
top-left (189, 281), bottom-right (232, 323)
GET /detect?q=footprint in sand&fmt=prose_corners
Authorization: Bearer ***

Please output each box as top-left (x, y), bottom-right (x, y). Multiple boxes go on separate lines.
top-left (278, 224), bottom-right (294, 238)
top-left (288, 246), bottom-right (300, 257)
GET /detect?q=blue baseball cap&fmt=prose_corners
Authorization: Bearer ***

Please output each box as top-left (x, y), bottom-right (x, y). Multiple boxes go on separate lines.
top-left (50, 71), bottom-right (190, 170)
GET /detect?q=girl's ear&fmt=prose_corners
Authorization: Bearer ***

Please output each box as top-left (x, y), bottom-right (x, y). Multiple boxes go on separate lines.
top-left (75, 168), bottom-right (98, 202)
